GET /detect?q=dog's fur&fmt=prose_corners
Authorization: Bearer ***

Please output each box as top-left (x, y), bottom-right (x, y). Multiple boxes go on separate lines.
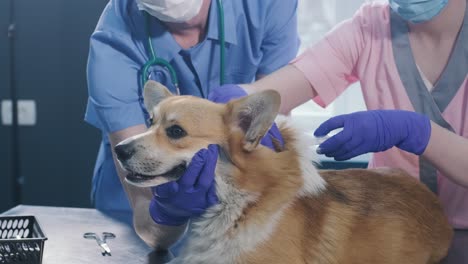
top-left (116, 81), bottom-right (453, 264)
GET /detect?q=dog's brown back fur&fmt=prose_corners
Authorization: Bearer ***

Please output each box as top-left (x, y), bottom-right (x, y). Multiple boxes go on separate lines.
top-left (232, 125), bottom-right (452, 264)
top-left (131, 84), bottom-right (453, 263)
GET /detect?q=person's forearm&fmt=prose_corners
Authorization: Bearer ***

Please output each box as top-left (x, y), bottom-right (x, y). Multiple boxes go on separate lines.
top-left (128, 187), bottom-right (187, 249)
top-left (109, 125), bottom-right (186, 249)
top-left (242, 65), bottom-right (317, 114)
top-left (422, 122), bottom-right (468, 188)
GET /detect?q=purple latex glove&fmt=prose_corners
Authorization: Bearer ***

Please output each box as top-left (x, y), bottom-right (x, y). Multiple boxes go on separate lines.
top-left (314, 110), bottom-right (431, 161)
top-left (208, 84), bottom-right (284, 149)
top-left (149, 145), bottom-right (219, 226)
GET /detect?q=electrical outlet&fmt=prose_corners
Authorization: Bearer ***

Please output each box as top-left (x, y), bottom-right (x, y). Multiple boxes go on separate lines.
top-left (1, 100), bottom-right (12, 125)
top-left (1, 100), bottom-right (37, 126)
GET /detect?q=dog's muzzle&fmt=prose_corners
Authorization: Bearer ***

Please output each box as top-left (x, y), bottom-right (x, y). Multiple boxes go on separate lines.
top-left (115, 143), bottom-right (135, 163)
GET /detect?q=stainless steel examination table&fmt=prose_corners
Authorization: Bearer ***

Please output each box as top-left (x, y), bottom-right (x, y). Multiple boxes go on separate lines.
top-left (1, 205), bottom-right (173, 264)
top-left (1, 205), bottom-right (467, 264)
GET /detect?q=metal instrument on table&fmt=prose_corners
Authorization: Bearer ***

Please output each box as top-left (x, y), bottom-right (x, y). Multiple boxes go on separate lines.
top-left (83, 232), bottom-right (116, 256)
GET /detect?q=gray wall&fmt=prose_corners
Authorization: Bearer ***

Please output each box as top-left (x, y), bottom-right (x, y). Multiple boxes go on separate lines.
top-left (0, 0), bottom-right (14, 212)
top-left (1, 0), bottom-right (108, 210)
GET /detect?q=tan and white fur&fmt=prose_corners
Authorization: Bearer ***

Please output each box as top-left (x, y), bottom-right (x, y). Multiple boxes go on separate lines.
top-left (115, 81), bottom-right (453, 264)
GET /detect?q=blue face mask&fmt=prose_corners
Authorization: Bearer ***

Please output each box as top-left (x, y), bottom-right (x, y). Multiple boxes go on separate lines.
top-left (389, 0), bottom-right (449, 24)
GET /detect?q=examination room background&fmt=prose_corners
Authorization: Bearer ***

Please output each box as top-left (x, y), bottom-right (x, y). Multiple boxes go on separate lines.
top-left (1, 0), bottom-right (369, 212)
top-left (1, 0), bottom-right (108, 212)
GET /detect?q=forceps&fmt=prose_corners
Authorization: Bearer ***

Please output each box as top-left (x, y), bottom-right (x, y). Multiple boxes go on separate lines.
top-left (83, 232), bottom-right (116, 256)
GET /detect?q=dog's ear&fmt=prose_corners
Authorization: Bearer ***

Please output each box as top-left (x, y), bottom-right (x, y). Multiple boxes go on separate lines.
top-left (226, 90), bottom-right (280, 152)
top-left (143, 80), bottom-right (173, 112)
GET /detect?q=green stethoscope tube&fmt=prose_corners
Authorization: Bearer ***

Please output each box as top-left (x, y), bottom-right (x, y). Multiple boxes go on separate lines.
top-left (217, 0), bottom-right (225, 85)
top-left (141, 0), bottom-right (226, 93)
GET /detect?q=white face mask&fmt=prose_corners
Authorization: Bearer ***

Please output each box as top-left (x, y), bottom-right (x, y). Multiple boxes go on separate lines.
top-left (137, 0), bottom-right (204, 23)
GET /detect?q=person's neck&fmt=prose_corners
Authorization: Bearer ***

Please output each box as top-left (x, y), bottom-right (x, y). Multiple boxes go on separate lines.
top-left (408, 0), bottom-right (466, 39)
top-left (164, 0), bottom-right (211, 49)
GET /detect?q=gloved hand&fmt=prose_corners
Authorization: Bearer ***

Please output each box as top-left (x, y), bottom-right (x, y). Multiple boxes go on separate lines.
top-left (208, 84), bottom-right (284, 150)
top-left (149, 144), bottom-right (219, 226)
top-left (314, 110), bottom-right (431, 161)
top-left (149, 85), bottom-right (286, 226)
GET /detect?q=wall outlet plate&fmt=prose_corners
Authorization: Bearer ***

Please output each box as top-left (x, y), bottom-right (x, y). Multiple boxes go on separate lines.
top-left (1, 100), bottom-right (37, 126)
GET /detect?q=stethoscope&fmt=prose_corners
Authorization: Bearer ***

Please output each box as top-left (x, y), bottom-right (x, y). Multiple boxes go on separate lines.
top-left (140, 0), bottom-right (226, 95)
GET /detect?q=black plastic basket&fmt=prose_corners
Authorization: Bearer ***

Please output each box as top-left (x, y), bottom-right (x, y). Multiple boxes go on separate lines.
top-left (0, 216), bottom-right (47, 264)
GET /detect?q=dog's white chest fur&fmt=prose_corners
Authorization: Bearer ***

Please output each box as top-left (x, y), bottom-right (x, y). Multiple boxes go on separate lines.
top-left (168, 168), bottom-right (266, 264)
top-left (168, 118), bottom-right (325, 264)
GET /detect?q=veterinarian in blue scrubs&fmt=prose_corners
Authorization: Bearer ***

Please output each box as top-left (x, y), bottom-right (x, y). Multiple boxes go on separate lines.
top-left (84, 0), bottom-right (299, 249)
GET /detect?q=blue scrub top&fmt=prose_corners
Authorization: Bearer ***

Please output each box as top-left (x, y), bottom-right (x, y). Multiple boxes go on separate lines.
top-left (85, 0), bottom-right (300, 212)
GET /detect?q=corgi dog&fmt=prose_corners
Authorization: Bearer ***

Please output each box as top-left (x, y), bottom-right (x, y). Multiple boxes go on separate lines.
top-left (115, 81), bottom-right (452, 264)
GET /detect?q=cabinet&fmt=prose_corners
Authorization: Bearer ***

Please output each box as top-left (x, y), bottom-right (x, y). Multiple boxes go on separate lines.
top-left (1, 0), bottom-right (108, 209)
top-left (0, 0), bottom-right (14, 212)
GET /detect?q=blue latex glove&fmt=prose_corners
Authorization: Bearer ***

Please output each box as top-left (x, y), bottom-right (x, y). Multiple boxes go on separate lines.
top-left (208, 84), bottom-right (284, 149)
top-left (149, 145), bottom-right (219, 226)
top-left (314, 110), bottom-right (431, 161)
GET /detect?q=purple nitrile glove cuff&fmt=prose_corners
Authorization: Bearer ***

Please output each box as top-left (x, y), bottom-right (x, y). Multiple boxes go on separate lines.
top-left (149, 197), bottom-right (189, 226)
top-left (396, 112), bottom-right (431, 155)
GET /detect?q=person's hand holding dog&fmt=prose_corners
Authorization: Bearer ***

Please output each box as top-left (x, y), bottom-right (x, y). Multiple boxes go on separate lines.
top-left (149, 145), bottom-right (219, 226)
top-left (149, 84), bottom-right (285, 226)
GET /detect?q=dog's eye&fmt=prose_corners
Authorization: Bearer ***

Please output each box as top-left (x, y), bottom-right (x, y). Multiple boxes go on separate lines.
top-left (166, 125), bottom-right (187, 139)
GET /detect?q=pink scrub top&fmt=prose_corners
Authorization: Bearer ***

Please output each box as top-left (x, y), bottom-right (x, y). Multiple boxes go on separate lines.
top-left (292, 2), bottom-right (468, 228)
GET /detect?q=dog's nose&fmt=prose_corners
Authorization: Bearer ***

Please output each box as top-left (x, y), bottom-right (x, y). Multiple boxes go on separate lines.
top-left (114, 143), bottom-right (136, 162)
